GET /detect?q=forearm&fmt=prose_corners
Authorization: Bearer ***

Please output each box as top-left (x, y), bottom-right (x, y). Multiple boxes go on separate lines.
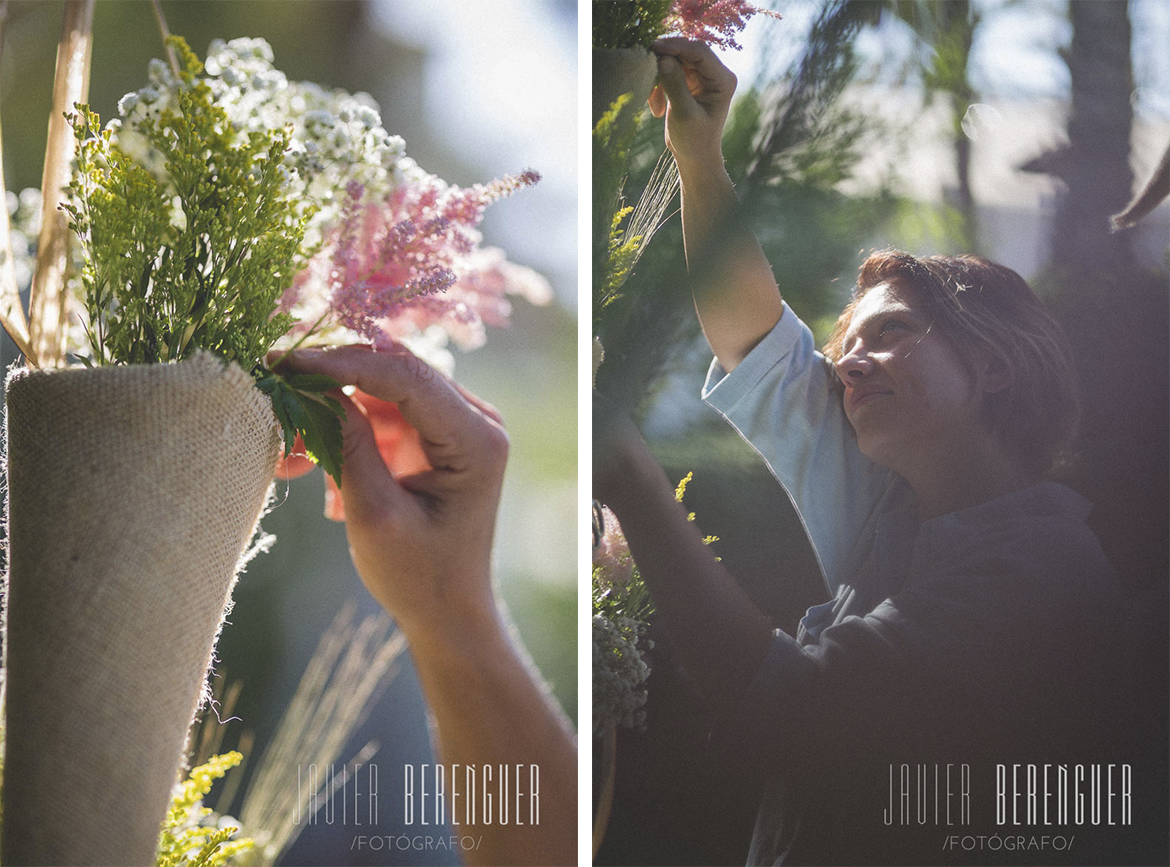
top-left (602, 442), bottom-right (774, 709)
top-left (401, 604), bottom-right (577, 867)
top-left (678, 159), bottom-right (783, 373)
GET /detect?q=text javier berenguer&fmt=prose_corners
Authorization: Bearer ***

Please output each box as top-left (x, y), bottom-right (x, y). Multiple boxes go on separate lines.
top-left (884, 763), bottom-right (1132, 827)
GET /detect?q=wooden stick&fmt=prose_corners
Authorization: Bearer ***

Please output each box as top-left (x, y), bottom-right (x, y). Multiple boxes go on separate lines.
top-left (26, 0), bottom-right (93, 369)
top-left (150, 0), bottom-right (180, 78)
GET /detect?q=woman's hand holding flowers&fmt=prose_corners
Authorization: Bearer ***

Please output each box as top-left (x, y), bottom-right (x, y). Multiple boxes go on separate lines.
top-left (648, 37), bottom-right (738, 172)
top-left (275, 344), bottom-right (506, 638)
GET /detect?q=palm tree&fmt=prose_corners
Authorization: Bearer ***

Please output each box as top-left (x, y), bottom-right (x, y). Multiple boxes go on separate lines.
top-left (1051, 0), bottom-right (1135, 273)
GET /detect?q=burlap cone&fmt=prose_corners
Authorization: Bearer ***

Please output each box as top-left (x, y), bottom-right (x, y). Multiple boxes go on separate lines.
top-left (593, 47), bottom-right (658, 129)
top-left (2, 352), bottom-right (280, 866)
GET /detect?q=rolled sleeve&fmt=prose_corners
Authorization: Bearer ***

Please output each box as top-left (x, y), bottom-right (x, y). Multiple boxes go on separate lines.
top-left (701, 303), bottom-right (895, 593)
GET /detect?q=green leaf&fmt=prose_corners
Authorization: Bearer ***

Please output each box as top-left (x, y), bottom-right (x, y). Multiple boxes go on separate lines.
top-left (286, 373), bottom-right (342, 393)
top-left (255, 373), bottom-right (300, 457)
top-left (256, 370), bottom-right (345, 486)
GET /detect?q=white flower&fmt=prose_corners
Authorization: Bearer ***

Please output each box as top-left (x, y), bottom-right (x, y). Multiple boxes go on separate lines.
top-left (592, 613), bottom-right (651, 734)
top-left (146, 57), bottom-right (172, 87)
top-left (354, 105), bottom-right (379, 129)
top-left (219, 67), bottom-right (245, 88)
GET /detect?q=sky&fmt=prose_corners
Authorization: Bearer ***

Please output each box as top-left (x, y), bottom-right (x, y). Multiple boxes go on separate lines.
top-left (369, 0), bottom-right (579, 313)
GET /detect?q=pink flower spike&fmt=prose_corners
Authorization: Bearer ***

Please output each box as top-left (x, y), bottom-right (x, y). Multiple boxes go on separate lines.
top-left (293, 167), bottom-right (546, 354)
top-left (666, 0), bottom-right (781, 51)
top-left (593, 505), bottom-right (635, 588)
top-left (442, 170), bottom-right (542, 226)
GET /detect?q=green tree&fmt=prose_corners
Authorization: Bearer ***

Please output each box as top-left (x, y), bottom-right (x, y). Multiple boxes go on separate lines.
top-left (887, 0), bottom-right (981, 248)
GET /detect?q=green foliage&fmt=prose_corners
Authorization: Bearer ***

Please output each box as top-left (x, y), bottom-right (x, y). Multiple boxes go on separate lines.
top-left (592, 0), bottom-right (674, 50)
top-left (256, 371), bottom-right (344, 486)
top-left (63, 36), bottom-right (344, 479)
top-left (592, 95), bottom-right (642, 330)
top-left (602, 207), bottom-right (640, 307)
top-left (66, 39), bottom-right (306, 370)
top-left (738, 1), bottom-right (882, 192)
top-left (156, 752), bottom-right (254, 867)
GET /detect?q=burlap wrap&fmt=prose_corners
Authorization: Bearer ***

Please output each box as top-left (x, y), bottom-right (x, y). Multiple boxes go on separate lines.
top-left (593, 47), bottom-right (658, 129)
top-left (2, 352), bottom-right (280, 866)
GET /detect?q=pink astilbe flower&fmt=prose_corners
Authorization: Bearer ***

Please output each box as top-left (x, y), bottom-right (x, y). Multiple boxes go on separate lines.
top-left (287, 169), bottom-right (548, 352)
top-left (666, 0), bottom-right (782, 51)
top-left (593, 505), bottom-right (635, 589)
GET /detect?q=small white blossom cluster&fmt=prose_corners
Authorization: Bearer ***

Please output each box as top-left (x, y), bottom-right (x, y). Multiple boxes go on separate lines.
top-left (111, 37), bottom-right (422, 244)
top-left (202, 39), bottom-right (426, 226)
top-left (592, 612), bottom-right (651, 735)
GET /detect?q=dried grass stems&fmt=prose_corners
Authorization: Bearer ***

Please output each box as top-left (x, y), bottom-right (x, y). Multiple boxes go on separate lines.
top-left (229, 603), bottom-right (406, 864)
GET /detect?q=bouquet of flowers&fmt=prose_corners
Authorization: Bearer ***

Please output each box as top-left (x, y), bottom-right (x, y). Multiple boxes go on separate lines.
top-left (591, 497), bottom-right (654, 857)
top-left (593, 501), bottom-right (654, 736)
top-left (591, 472), bottom-right (716, 854)
top-left (60, 35), bottom-right (548, 480)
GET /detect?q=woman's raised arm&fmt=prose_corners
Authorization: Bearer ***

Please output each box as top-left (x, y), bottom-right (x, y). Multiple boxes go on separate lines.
top-left (651, 38), bottom-right (784, 372)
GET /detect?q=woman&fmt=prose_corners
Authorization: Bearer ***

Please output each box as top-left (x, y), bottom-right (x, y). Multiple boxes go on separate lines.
top-left (594, 40), bottom-right (1140, 865)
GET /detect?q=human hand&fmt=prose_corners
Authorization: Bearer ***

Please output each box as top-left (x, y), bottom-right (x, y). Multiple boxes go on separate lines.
top-left (273, 391), bottom-right (423, 522)
top-left (648, 37), bottom-right (737, 171)
top-left (278, 344), bottom-right (507, 636)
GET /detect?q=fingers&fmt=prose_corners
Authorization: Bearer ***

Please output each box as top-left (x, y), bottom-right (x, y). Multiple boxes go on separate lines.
top-left (332, 391), bottom-right (401, 522)
top-left (653, 53), bottom-right (693, 110)
top-left (648, 83), bottom-right (667, 118)
top-left (652, 37), bottom-right (737, 94)
top-left (645, 37), bottom-right (737, 145)
top-left (280, 344), bottom-right (506, 479)
top-left (451, 380), bottom-right (505, 427)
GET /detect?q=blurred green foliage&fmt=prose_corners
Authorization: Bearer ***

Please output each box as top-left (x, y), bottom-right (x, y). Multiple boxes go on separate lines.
top-left (592, 0), bottom-right (673, 50)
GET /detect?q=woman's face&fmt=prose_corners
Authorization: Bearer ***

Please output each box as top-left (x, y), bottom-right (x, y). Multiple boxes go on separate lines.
top-left (834, 281), bottom-right (993, 476)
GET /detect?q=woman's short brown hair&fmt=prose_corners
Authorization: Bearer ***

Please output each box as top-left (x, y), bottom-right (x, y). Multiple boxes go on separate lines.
top-left (823, 250), bottom-right (1079, 479)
